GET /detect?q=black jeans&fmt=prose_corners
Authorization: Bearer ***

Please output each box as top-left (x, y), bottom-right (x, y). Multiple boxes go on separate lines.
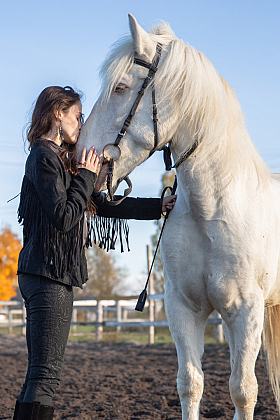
top-left (18, 273), bottom-right (73, 406)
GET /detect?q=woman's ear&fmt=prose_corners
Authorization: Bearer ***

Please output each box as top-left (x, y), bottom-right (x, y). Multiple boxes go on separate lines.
top-left (54, 109), bottom-right (62, 120)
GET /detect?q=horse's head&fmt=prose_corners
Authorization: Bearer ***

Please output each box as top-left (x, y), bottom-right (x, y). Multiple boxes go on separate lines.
top-left (78, 14), bottom-right (181, 190)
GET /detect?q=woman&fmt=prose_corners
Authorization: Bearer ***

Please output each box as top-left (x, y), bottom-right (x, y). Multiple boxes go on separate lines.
top-left (13, 86), bottom-right (176, 420)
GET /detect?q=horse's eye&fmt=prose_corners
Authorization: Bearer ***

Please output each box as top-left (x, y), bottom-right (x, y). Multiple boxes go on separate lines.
top-left (114, 83), bottom-right (127, 93)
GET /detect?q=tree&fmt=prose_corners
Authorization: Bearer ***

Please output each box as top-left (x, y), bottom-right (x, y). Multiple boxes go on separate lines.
top-left (0, 227), bottom-right (22, 301)
top-left (150, 170), bottom-right (176, 293)
top-left (74, 244), bottom-right (127, 299)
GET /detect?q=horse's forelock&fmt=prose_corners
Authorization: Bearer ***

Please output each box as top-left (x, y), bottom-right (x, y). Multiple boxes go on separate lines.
top-left (99, 36), bottom-right (134, 104)
top-left (98, 22), bottom-right (175, 104)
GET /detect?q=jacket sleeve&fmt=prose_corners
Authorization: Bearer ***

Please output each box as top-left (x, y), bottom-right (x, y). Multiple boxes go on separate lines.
top-left (91, 191), bottom-right (161, 220)
top-left (31, 154), bottom-right (97, 232)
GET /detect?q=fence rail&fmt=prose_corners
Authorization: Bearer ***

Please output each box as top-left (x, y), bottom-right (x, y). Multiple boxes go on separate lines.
top-left (0, 296), bottom-right (224, 343)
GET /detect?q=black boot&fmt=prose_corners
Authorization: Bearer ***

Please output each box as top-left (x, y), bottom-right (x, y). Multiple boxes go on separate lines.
top-left (16, 402), bottom-right (54, 420)
top-left (38, 404), bottom-right (54, 420)
top-left (12, 400), bottom-right (20, 420)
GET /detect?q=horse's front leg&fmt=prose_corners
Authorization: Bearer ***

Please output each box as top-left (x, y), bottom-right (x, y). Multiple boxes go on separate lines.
top-left (165, 286), bottom-right (210, 420)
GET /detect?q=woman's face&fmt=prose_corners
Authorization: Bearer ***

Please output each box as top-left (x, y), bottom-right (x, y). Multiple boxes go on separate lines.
top-left (60, 101), bottom-right (83, 145)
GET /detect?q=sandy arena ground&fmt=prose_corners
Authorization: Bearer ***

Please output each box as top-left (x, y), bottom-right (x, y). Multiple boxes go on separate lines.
top-left (0, 334), bottom-right (278, 419)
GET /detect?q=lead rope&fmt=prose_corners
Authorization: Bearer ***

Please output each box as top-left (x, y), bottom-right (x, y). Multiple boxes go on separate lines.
top-left (135, 175), bottom-right (177, 311)
top-left (135, 136), bottom-right (201, 310)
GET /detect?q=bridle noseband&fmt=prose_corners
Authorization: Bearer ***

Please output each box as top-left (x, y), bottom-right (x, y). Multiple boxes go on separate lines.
top-left (103, 42), bottom-right (199, 205)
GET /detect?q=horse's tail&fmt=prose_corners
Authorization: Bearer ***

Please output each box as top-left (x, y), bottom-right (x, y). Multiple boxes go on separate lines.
top-left (263, 304), bottom-right (280, 411)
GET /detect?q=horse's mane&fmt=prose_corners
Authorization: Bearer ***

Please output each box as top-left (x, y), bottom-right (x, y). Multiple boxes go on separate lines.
top-left (99, 22), bottom-right (270, 187)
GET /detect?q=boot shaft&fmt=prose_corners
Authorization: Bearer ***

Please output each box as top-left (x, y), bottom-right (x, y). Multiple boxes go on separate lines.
top-left (12, 401), bottom-right (20, 420)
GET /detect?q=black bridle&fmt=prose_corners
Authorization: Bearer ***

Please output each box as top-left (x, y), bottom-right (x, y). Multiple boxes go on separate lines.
top-left (102, 42), bottom-right (199, 205)
top-left (102, 43), bottom-right (163, 205)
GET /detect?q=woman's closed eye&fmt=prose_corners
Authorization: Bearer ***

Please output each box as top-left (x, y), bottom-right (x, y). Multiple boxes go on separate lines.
top-left (77, 113), bottom-right (84, 124)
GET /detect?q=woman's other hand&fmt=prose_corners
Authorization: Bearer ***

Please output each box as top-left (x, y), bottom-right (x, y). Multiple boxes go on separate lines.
top-left (162, 195), bottom-right (177, 212)
top-left (78, 146), bottom-right (100, 175)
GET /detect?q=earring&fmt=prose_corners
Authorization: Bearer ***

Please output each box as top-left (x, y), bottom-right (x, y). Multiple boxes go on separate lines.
top-left (59, 120), bottom-right (64, 142)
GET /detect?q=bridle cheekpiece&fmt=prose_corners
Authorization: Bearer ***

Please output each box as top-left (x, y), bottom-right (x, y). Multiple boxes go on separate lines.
top-left (103, 43), bottom-right (163, 205)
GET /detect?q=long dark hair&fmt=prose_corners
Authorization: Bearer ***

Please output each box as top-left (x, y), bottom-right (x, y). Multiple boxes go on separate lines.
top-left (27, 86), bottom-right (82, 174)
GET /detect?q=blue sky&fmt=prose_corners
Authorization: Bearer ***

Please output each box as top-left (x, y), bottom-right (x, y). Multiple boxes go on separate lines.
top-left (0, 0), bottom-right (279, 293)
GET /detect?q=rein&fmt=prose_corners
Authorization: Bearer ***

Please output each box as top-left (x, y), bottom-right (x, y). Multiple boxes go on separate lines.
top-left (134, 137), bottom-right (200, 311)
top-left (135, 175), bottom-right (177, 311)
top-left (134, 139), bottom-right (200, 311)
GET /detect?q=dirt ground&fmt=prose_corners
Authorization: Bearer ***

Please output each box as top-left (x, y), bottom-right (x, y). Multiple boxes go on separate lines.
top-left (0, 334), bottom-right (278, 419)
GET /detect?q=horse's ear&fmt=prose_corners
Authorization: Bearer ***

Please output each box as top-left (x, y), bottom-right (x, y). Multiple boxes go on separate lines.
top-left (128, 14), bottom-right (155, 60)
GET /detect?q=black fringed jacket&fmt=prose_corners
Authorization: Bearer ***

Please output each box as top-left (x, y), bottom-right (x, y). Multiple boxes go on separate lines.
top-left (17, 140), bottom-right (161, 288)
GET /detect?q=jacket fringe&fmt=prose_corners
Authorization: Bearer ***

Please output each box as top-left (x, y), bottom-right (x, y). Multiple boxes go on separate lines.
top-left (18, 176), bottom-right (83, 279)
top-left (86, 214), bottom-right (130, 253)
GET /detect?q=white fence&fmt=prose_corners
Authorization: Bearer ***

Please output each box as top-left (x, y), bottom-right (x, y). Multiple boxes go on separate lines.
top-left (0, 295), bottom-right (224, 343)
top-left (0, 300), bottom-right (26, 334)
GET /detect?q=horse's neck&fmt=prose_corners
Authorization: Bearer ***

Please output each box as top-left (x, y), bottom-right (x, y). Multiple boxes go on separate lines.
top-left (175, 147), bottom-right (225, 220)
top-left (171, 130), bottom-right (270, 221)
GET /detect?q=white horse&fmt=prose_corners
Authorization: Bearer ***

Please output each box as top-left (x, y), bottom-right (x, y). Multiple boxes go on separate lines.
top-left (78, 14), bottom-right (280, 420)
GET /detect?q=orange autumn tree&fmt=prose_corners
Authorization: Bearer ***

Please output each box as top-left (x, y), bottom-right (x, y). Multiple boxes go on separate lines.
top-left (0, 227), bottom-right (22, 301)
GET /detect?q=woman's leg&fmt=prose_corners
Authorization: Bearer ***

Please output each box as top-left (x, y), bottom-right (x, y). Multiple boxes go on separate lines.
top-left (18, 273), bottom-right (73, 407)
top-left (17, 293), bottom-right (32, 402)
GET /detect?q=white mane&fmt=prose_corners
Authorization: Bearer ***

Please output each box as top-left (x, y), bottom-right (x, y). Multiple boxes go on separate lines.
top-left (99, 22), bottom-right (270, 186)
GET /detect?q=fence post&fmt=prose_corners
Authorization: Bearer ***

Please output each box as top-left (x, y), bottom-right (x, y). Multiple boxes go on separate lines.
top-left (95, 300), bottom-right (103, 341)
top-left (116, 300), bottom-right (121, 333)
top-left (147, 245), bottom-right (154, 344)
top-left (122, 307), bottom-right (128, 321)
top-left (154, 300), bottom-right (158, 317)
top-left (215, 311), bottom-right (224, 343)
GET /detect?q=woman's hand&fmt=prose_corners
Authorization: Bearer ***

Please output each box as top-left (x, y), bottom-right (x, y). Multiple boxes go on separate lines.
top-left (77, 146), bottom-right (100, 175)
top-left (162, 195), bottom-right (177, 212)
